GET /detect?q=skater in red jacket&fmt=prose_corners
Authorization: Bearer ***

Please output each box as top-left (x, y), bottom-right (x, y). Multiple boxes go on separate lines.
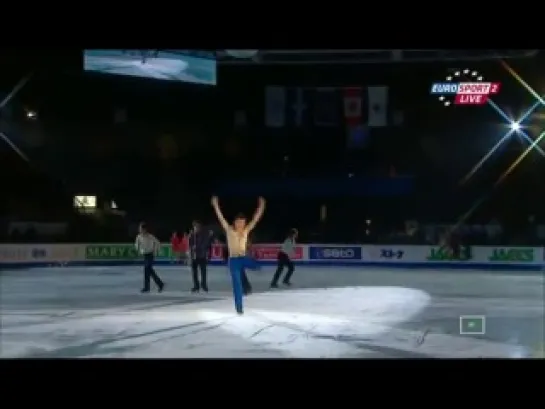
top-left (171, 231), bottom-right (189, 264)
top-left (181, 232), bottom-right (190, 262)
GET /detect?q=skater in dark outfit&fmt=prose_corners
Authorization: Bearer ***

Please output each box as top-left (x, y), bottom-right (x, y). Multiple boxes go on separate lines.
top-left (135, 222), bottom-right (165, 293)
top-left (440, 228), bottom-right (463, 259)
top-left (448, 229), bottom-right (462, 259)
top-left (211, 196), bottom-right (265, 315)
top-left (189, 221), bottom-right (212, 292)
top-left (271, 229), bottom-right (298, 288)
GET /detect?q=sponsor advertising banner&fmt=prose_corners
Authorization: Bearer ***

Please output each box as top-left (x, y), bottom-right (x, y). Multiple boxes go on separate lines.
top-left (85, 244), bottom-right (173, 260)
top-left (426, 245), bottom-right (472, 261)
top-left (0, 244), bottom-right (543, 268)
top-left (485, 247), bottom-right (540, 264)
top-left (48, 244), bottom-right (85, 262)
top-left (0, 244), bottom-right (85, 264)
top-left (209, 245), bottom-right (224, 261)
top-left (0, 245), bottom-right (32, 263)
top-left (364, 245), bottom-right (429, 263)
top-left (378, 248), bottom-right (405, 260)
top-left (251, 245), bottom-right (303, 261)
top-left (308, 246), bottom-right (362, 261)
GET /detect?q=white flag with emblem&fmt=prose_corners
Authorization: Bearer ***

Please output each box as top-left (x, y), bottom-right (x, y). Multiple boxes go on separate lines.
top-left (265, 86), bottom-right (286, 128)
top-left (368, 86), bottom-right (388, 127)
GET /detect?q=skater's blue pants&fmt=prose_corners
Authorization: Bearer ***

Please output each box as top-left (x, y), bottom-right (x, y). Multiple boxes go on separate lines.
top-left (229, 256), bottom-right (258, 312)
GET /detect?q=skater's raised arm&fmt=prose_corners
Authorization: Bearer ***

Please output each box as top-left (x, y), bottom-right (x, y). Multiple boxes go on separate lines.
top-left (211, 196), bottom-right (229, 230)
top-left (246, 197), bottom-right (266, 232)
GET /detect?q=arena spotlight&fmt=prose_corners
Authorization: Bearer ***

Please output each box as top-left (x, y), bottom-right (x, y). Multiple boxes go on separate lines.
top-left (509, 121), bottom-right (520, 131)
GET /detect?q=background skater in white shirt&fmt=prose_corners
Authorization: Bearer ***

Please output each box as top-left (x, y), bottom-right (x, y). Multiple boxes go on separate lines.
top-left (270, 228), bottom-right (298, 288)
top-left (135, 222), bottom-right (165, 293)
top-left (211, 196), bottom-right (265, 315)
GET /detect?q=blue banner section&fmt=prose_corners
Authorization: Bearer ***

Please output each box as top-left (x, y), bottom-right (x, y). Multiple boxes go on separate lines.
top-left (309, 246), bottom-right (362, 260)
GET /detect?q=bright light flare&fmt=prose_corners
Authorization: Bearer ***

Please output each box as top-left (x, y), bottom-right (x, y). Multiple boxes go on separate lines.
top-left (453, 61), bottom-right (545, 230)
top-left (458, 129), bottom-right (514, 186)
top-left (494, 130), bottom-right (545, 188)
top-left (500, 60), bottom-right (545, 106)
top-left (487, 99), bottom-right (545, 157)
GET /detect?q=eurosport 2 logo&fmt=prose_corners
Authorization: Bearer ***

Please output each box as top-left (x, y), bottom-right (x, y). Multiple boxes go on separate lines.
top-left (309, 246), bottom-right (362, 260)
top-left (430, 69), bottom-right (501, 107)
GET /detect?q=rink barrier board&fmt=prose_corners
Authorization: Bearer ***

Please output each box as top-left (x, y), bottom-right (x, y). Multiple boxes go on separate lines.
top-left (0, 243), bottom-right (543, 271)
top-left (1, 260), bottom-right (543, 271)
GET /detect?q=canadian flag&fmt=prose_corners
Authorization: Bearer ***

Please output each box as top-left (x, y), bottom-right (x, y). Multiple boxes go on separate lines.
top-left (343, 87), bottom-right (363, 127)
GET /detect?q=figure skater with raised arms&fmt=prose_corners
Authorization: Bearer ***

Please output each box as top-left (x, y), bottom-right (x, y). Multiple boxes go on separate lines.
top-left (211, 196), bottom-right (265, 315)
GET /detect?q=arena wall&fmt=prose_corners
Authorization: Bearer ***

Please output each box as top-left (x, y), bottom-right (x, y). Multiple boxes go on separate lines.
top-left (1, 244), bottom-right (543, 271)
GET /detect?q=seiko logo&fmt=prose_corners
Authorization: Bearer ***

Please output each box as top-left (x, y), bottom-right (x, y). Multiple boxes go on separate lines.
top-left (321, 249), bottom-right (354, 258)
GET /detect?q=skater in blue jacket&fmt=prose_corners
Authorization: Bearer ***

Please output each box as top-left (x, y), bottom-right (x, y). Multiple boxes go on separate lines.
top-left (211, 196), bottom-right (265, 315)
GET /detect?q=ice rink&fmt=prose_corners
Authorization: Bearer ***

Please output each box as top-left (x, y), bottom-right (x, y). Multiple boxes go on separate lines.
top-left (84, 54), bottom-right (216, 85)
top-left (1, 265), bottom-right (543, 358)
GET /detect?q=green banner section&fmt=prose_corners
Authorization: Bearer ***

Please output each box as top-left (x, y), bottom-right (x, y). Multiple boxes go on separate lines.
top-left (85, 244), bottom-right (173, 260)
top-left (488, 248), bottom-right (534, 263)
top-left (426, 246), bottom-right (472, 261)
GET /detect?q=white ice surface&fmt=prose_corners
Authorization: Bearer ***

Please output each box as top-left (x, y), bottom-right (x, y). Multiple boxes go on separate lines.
top-left (0, 266), bottom-right (536, 358)
top-left (84, 56), bottom-right (190, 81)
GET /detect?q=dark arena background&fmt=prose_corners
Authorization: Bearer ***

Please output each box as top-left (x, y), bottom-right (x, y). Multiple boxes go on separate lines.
top-left (0, 49), bottom-right (544, 358)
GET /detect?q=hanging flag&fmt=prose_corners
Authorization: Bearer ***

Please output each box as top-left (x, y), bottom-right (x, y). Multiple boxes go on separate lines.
top-left (343, 87), bottom-right (367, 149)
top-left (313, 87), bottom-right (338, 127)
top-left (291, 87), bottom-right (307, 127)
top-left (368, 86), bottom-right (388, 127)
top-left (343, 87), bottom-right (363, 127)
top-left (265, 86), bottom-right (286, 128)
